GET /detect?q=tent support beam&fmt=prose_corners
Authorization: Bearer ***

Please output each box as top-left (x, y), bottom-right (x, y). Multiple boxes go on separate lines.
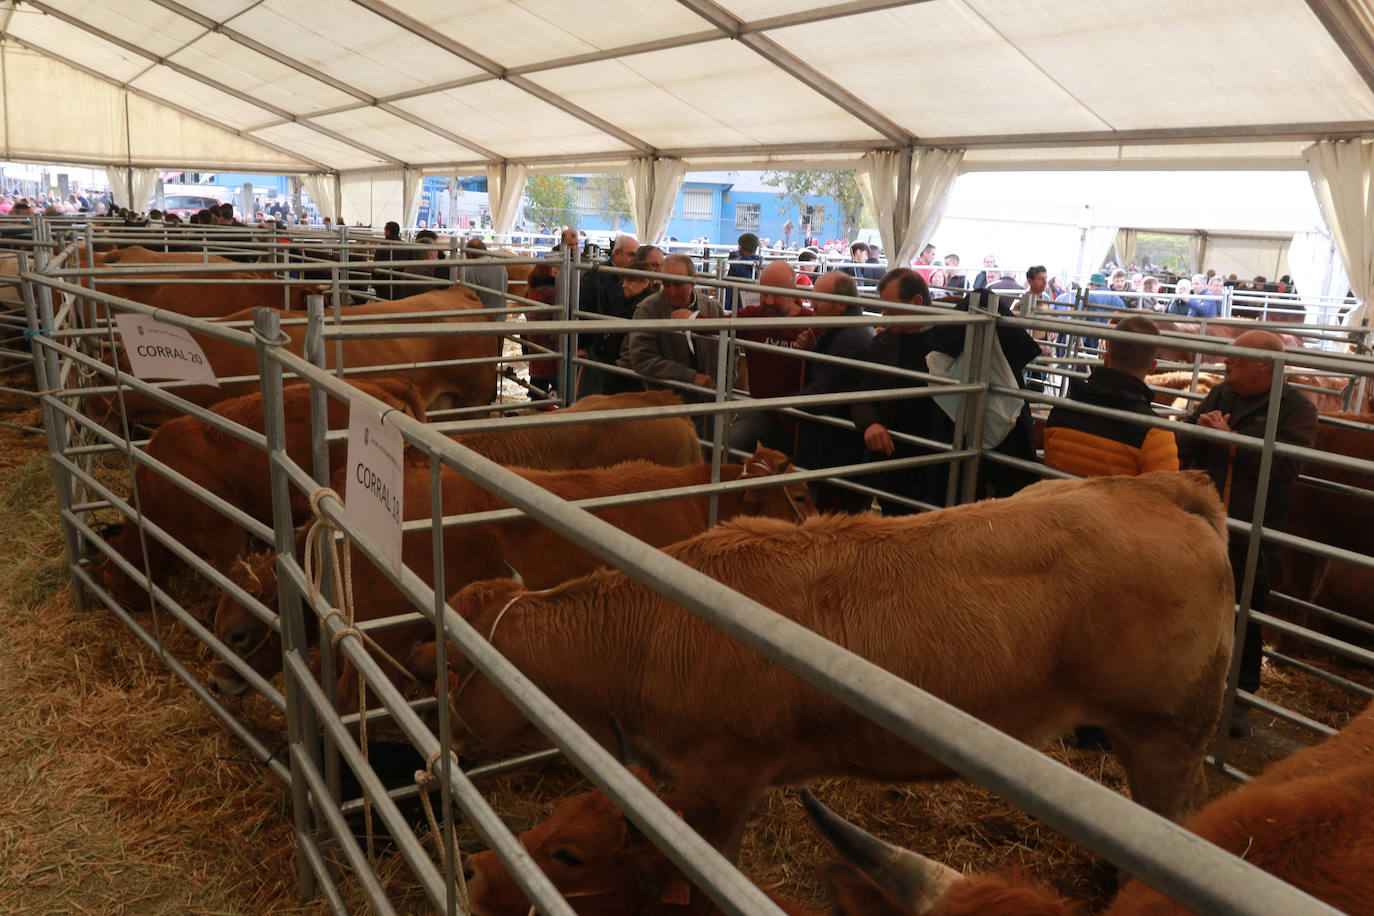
top-left (5, 36), bottom-right (330, 172)
top-left (141, 0), bottom-right (449, 166)
top-left (673, 0), bottom-right (913, 145)
top-left (255, 2), bottom-right (932, 127)
top-left (346, 0), bottom-right (655, 155)
top-left (21, 0), bottom-right (393, 169)
top-left (924, 120), bottom-right (1374, 149)
top-left (1303, 0), bottom-right (1374, 97)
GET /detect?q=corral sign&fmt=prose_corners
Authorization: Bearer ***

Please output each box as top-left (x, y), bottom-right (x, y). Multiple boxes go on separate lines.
top-left (344, 399), bottom-right (404, 573)
top-left (113, 314), bottom-right (218, 385)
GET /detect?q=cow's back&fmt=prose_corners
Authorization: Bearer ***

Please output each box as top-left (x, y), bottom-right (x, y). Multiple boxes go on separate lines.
top-left (455, 391), bottom-right (700, 470)
top-left (511, 472), bottom-right (1234, 784)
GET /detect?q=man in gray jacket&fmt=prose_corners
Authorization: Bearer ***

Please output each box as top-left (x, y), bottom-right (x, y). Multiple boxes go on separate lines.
top-left (459, 238), bottom-right (508, 318)
top-left (620, 253), bottom-right (722, 390)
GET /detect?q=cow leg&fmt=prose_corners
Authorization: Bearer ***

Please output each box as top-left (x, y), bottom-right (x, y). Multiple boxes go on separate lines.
top-left (1106, 723), bottom-right (1211, 821)
top-left (1105, 646), bottom-right (1228, 822)
top-left (671, 759), bottom-right (774, 862)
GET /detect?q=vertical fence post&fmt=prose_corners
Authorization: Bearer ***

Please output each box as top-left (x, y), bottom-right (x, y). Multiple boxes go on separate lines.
top-left (20, 260), bottom-right (85, 611)
top-left (304, 292), bottom-right (342, 802)
top-left (252, 306), bottom-right (322, 902)
top-left (557, 245), bottom-right (575, 405)
top-left (1211, 352), bottom-right (1287, 767)
top-left (951, 294), bottom-right (996, 507)
top-left (708, 317), bottom-right (733, 527)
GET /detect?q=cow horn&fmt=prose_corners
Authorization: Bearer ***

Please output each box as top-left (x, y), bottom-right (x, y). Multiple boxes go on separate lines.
top-left (502, 561), bottom-right (525, 585)
top-left (610, 715), bottom-right (636, 766)
top-left (800, 789), bottom-right (960, 914)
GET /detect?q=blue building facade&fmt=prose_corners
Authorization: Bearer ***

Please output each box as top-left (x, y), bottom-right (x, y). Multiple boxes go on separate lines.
top-left (573, 171), bottom-right (846, 247)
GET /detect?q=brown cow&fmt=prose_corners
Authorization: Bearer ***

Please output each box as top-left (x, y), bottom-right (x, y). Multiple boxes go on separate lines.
top-left (209, 447), bottom-right (813, 697)
top-left (76, 245), bottom-right (322, 317)
top-left (1270, 412), bottom-right (1374, 643)
top-left (90, 379), bottom-right (426, 605)
top-left (798, 698), bottom-right (1374, 915)
top-left (431, 390), bottom-right (702, 469)
top-left (439, 471), bottom-right (1235, 857)
top-left (462, 764), bottom-right (818, 916)
top-left (1152, 319), bottom-right (1306, 366)
top-left (89, 284), bottom-right (499, 426)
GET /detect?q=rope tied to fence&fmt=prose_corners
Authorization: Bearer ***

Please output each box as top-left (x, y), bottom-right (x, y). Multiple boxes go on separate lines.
top-left (303, 486), bottom-right (376, 864)
top-left (414, 748), bottom-right (471, 914)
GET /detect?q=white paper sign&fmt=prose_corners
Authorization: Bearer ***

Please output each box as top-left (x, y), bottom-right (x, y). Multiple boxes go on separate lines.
top-left (738, 290), bottom-right (761, 310)
top-left (113, 313), bottom-right (218, 385)
top-left (344, 398), bottom-right (404, 573)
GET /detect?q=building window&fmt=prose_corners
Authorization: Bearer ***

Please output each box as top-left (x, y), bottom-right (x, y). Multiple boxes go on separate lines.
top-left (734, 202), bottom-right (760, 231)
top-left (681, 187), bottom-right (713, 221)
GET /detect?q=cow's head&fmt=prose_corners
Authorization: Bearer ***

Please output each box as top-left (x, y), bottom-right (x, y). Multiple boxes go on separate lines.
top-left (737, 444), bottom-right (816, 523)
top-left (209, 555), bottom-right (281, 696)
top-left (413, 576), bottom-right (550, 751)
top-left (801, 791), bottom-right (1070, 916)
top-left (465, 765), bottom-right (709, 916)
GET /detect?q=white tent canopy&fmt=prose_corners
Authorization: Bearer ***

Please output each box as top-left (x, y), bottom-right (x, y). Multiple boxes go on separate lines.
top-left (3, 0), bottom-right (1373, 300)
top-left (2, 0), bottom-right (1371, 176)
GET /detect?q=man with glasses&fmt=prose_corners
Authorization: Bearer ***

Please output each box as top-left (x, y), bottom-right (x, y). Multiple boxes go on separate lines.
top-left (622, 253), bottom-right (721, 393)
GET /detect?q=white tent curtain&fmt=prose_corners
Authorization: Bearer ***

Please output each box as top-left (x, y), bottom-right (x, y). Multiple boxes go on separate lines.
top-left (402, 169), bottom-right (424, 229)
top-left (339, 170), bottom-right (405, 227)
top-left (1078, 225), bottom-right (1119, 279)
top-left (901, 148), bottom-right (964, 267)
top-left (301, 173), bottom-right (338, 223)
top-left (857, 151), bottom-right (903, 263)
top-left (1303, 139), bottom-right (1374, 327)
top-left (1288, 229), bottom-right (1350, 307)
top-left (1188, 234), bottom-right (1208, 275)
top-left (104, 166), bottom-right (159, 211)
top-left (1114, 229), bottom-right (1138, 268)
top-left (487, 162), bottom-right (529, 236)
top-left (858, 149), bottom-right (964, 266)
top-left (623, 157), bottom-right (688, 245)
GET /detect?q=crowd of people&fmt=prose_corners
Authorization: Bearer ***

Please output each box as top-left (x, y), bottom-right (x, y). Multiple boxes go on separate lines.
top-left (554, 229), bottom-right (1316, 733)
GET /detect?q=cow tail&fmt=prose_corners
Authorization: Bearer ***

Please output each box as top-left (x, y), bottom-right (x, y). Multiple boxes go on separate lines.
top-left (1173, 469), bottom-right (1229, 540)
top-left (403, 363), bottom-right (418, 416)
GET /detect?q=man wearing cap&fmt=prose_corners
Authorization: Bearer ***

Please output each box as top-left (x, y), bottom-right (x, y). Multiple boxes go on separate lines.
top-left (723, 232), bottom-right (761, 312)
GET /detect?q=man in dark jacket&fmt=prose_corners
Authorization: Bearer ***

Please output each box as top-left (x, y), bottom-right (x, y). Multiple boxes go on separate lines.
top-left (853, 268), bottom-right (938, 515)
top-left (795, 271), bottom-right (874, 513)
top-left (723, 232), bottom-right (761, 312)
top-left (577, 234), bottom-right (639, 396)
top-left (1044, 314), bottom-right (1179, 477)
top-left (1179, 330), bottom-right (1318, 736)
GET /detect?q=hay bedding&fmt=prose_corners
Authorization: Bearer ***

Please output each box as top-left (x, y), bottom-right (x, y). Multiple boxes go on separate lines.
top-left (0, 366), bottom-right (1370, 914)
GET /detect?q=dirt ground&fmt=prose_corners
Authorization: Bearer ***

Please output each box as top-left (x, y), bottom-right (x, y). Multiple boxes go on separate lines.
top-left (0, 355), bottom-right (1369, 915)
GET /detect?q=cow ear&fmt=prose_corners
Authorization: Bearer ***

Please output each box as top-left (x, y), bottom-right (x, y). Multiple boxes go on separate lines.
top-left (659, 870), bottom-right (691, 906)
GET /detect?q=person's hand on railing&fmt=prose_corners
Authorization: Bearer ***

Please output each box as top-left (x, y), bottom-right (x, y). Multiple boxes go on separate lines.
top-left (864, 422), bottom-right (895, 455)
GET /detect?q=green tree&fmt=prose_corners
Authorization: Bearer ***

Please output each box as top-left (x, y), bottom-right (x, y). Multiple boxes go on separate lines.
top-left (762, 170), bottom-right (870, 240)
top-left (582, 174), bottom-right (631, 230)
top-left (524, 174), bottom-right (576, 229)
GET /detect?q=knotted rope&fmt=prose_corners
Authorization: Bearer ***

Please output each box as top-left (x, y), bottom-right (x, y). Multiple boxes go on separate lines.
top-left (414, 748), bottom-right (471, 914)
top-left (304, 486), bottom-right (376, 863)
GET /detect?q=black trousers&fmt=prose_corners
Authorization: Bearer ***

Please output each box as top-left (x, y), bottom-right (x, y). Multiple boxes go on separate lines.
top-left (1229, 540), bottom-right (1269, 695)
